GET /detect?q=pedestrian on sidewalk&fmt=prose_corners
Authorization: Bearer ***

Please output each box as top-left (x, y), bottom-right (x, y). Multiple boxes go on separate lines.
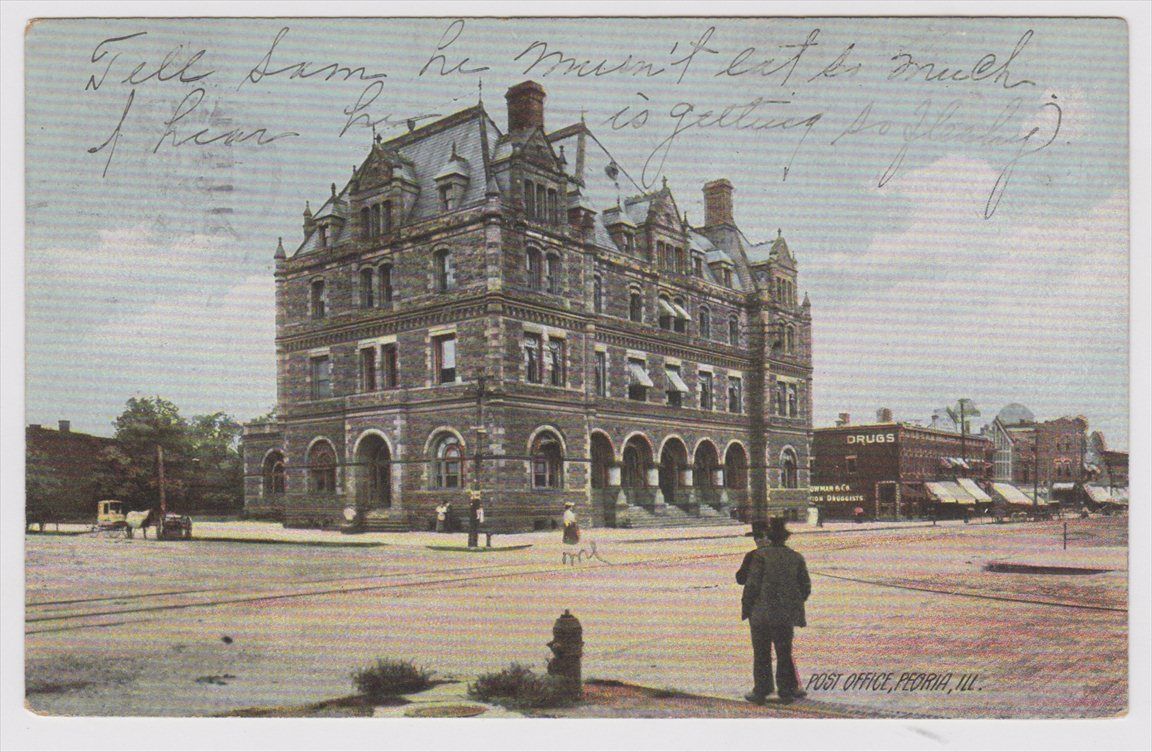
top-left (468, 497), bottom-right (484, 548)
top-left (741, 517), bottom-right (811, 705)
top-left (435, 502), bottom-right (448, 533)
top-left (562, 501), bottom-right (580, 544)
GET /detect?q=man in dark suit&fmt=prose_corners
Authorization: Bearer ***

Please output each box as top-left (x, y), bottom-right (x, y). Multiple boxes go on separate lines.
top-left (741, 517), bottom-right (812, 704)
top-left (735, 520), bottom-right (768, 585)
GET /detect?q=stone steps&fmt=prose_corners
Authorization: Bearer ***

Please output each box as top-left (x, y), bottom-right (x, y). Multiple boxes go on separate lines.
top-left (616, 503), bottom-right (742, 529)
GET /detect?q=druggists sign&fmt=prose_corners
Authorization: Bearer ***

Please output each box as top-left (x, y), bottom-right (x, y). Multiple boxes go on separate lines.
top-left (846, 433), bottom-right (896, 445)
top-left (809, 485), bottom-right (866, 504)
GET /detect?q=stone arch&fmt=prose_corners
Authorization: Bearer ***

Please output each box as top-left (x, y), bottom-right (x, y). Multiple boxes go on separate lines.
top-left (779, 445), bottom-right (799, 489)
top-left (658, 436), bottom-right (690, 503)
top-left (427, 429), bottom-right (466, 489)
top-left (526, 424), bottom-right (568, 457)
top-left (621, 433), bottom-right (654, 488)
top-left (693, 439), bottom-right (720, 488)
top-left (422, 426), bottom-right (467, 456)
top-left (261, 449), bottom-right (286, 497)
top-left (589, 431), bottom-right (615, 489)
top-left (529, 428), bottom-right (565, 489)
top-left (724, 441), bottom-right (749, 490)
top-left (354, 431), bottom-right (393, 508)
top-left (305, 438), bottom-right (339, 493)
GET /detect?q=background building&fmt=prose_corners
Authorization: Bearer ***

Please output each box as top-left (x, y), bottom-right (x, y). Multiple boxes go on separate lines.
top-left (26, 421), bottom-right (119, 524)
top-left (811, 414), bottom-right (993, 519)
top-left (242, 81), bottom-right (814, 532)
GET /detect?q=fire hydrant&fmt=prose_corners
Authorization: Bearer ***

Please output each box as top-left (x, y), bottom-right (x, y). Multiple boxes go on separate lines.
top-left (546, 610), bottom-right (583, 699)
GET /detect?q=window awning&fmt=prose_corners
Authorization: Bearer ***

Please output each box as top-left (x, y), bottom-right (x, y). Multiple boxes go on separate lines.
top-left (671, 301), bottom-right (690, 319)
top-left (628, 361), bottom-right (654, 387)
top-left (957, 478), bottom-right (992, 503)
top-left (1052, 482), bottom-right (1075, 491)
top-left (664, 368), bottom-right (690, 393)
top-left (658, 298), bottom-right (677, 318)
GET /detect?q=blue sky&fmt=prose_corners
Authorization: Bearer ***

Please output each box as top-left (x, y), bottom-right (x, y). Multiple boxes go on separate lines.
top-left (24, 17), bottom-right (1130, 447)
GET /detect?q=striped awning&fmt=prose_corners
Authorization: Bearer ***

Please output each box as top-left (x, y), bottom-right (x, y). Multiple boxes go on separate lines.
top-left (957, 478), bottom-right (992, 503)
top-left (627, 361), bottom-right (654, 387)
top-left (664, 368), bottom-right (690, 394)
top-left (992, 482), bottom-right (1039, 507)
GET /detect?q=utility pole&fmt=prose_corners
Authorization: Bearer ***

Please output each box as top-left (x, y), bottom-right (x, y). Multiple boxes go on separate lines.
top-left (157, 444), bottom-right (167, 536)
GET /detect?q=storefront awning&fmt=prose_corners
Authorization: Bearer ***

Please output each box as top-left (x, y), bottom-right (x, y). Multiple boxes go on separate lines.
top-left (957, 478), bottom-right (992, 503)
top-left (992, 482), bottom-right (1040, 507)
top-left (627, 361), bottom-right (654, 387)
top-left (664, 368), bottom-right (690, 393)
top-left (925, 481), bottom-right (975, 504)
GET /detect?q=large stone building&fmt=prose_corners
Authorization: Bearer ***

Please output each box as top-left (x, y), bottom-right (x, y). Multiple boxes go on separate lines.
top-left (983, 407), bottom-right (1089, 501)
top-left (242, 81), bottom-right (814, 531)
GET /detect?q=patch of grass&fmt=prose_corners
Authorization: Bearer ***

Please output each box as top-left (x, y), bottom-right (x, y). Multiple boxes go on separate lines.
top-left (218, 694), bottom-right (383, 718)
top-left (352, 659), bottom-right (434, 702)
top-left (468, 663), bottom-right (578, 710)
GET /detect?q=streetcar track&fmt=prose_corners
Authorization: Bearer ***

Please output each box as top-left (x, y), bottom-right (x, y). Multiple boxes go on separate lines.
top-left (27, 531), bottom-right (1125, 634)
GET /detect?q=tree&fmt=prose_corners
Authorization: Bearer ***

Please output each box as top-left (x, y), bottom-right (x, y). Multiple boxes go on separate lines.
top-left (188, 412), bottom-right (244, 513)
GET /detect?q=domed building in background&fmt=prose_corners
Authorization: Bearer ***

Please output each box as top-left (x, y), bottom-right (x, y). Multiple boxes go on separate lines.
top-left (996, 403), bottom-right (1035, 426)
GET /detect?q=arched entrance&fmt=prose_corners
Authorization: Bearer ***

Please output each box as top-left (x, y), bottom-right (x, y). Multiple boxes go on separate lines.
top-left (693, 441), bottom-right (719, 488)
top-left (262, 450), bottom-right (286, 497)
top-left (659, 438), bottom-right (689, 505)
top-left (780, 447), bottom-right (799, 489)
top-left (590, 433), bottom-right (614, 489)
top-left (356, 434), bottom-right (392, 509)
top-left (725, 443), bottom-right (748, 490)
top-left (622, 435), bottom-right (652, 490)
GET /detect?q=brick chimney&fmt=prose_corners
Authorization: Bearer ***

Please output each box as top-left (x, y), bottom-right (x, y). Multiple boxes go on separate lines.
top-left (836, 412), bottom-right (851, 427)
top-left (703, 179), bottom-right (734, 226)
top-left (876, 408), bottom-right (893, 423)
top-left (58, 420), bottom-right (71, 433)
top-left (505, 81), bottom-right (546, 133)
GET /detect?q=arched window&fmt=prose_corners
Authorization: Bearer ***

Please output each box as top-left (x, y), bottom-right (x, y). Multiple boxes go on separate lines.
top-left (262, 451), bottom-right (286, 496)
top-left (359, 268), bottom-right (375, 308)
top-left (546, 253), bottom-right (561, 294)
top-left (432, 433), bottom-right (463, 488)
top-left (308, 442), bottom-right (337, 493)
top-left (781, 448), bottom-right (799, 489)
top-left (629, 289), bottom-right (643, 323)
top-left (434, 248), bottom-right (454, 292)
top-left (593, 274), bottom-right (603, 314)
top-left (531, 432), bottom-right (564, 489)
top-left (698, 306), bottom-right (711, 339)
top-left (728, 315), bottom-right (739, 346)
top-left (526, 248), bottom-right (543, 290)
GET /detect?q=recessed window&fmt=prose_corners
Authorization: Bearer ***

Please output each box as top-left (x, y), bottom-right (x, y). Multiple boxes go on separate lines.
top-left (360, 347), bottom-right (377, 392)
top-left (627, 358), bottom-right (652, 401)
top-left (310, 279), bottom-right (326, 320)
top-left (381, 344), bottom-right (399, 389)
top-left (546, 253), bottom-right (561, 294)
top-left (781, 448), bottom-right (799, 489)
top-left (526, 248), bottom-right (543, 290)
top-left (593, 274), bottom-right (603, 314)
top-left (629, 289), bottom-right (643, 323)
top-left (308, 442), bottom-right (337, 493)
top-left (432, 434), bottom-right (463, 488)
top-left (524, 179), bottom-right (536, 218)
top-left (728, 315), bottom-right (740, 346)
top-left (693, 256), bottom-right (703, 277)
top-left (523, 333), bottom-right (543, 384)
top-left (531, 433), bottom-right (564, 488)
top-left (673, 297), bottom-right (688, 334)
top-left (727, 376), bottom-right (743, 413)
top-left (594, 351), bottom-right (608, 397)
top-left (698, 306), bottom-right (711, 339)
top-left (434, 249), bottom-right (454, 292)
top-left (699, 372), bottom-right (714, 410)
top-left (379, 264), bottom-right (393, 303)
top-left (359, 268), bottom-right (375, 309)
top-left (787, 383), bottom-right (798, 417)
top-left (548, 339), bottom-right (566, 387)
top-left (361, 207), bottom-right (372, 240)
top-left (846, 455), bottom-right (858, 475)
top-left (310, 355), bottom-right (332, 400)
top-left (318, 225), bottom-right (328, 249)
top-left (433, 334), bottom-right (457, 384)
top-left (381, 201), bottom-right (392, 234)
top-left (665, 366), bottom-right (688, 408)
top-left (439, 183), bottom-right (454, 212)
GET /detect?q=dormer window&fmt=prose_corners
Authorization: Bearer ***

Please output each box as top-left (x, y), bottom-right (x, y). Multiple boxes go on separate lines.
top-left (318, 225), bottom-right (328, 249)
top-left (439, 184), bottom-right (454, 211)
top-left (692, 255), bottom-right (703, 277)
